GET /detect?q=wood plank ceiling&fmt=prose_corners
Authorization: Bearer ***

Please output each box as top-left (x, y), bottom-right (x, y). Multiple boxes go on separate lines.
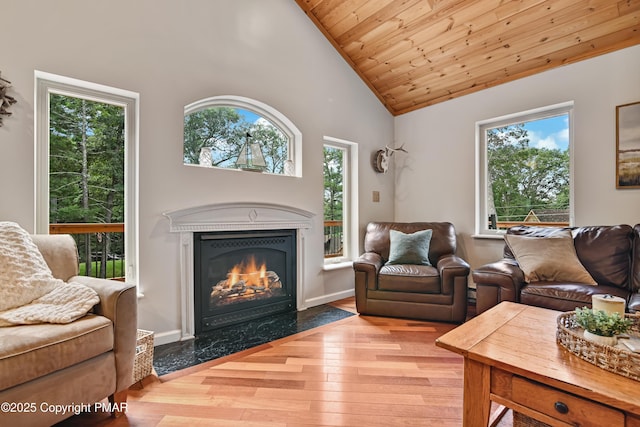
top-left (295, 0), bottom-right (640, 116)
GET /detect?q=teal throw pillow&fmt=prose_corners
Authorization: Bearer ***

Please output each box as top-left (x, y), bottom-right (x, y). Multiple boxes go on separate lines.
top-left (386, 229), bottom-right (432, 266)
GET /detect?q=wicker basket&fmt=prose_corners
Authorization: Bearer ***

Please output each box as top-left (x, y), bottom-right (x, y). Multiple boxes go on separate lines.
top-left (556, 312), bottom-right (640, 381)
top-left (513, 411), bottom-right (551, 427)
top-left (133, 329), bottom-right (154, 383)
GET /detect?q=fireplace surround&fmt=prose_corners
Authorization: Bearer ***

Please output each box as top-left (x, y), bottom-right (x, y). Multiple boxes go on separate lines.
top-left (164, 202), bottom-right (314, 340)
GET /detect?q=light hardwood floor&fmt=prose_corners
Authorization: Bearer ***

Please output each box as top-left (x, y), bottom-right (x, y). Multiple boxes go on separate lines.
top-left (57, 298), bottom-right (502, 426)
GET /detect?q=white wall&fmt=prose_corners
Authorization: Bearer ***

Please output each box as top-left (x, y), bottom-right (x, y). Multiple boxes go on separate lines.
top-left (394, 45), bottom-right (640, 281)
top-left (0, 0), bottom-right (395, 343)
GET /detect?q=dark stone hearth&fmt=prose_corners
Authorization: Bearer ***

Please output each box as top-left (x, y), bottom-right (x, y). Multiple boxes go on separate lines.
top-left (153, 304), bottom-right (354, 376)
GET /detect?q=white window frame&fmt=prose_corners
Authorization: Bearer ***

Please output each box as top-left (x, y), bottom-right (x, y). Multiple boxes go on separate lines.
top-left (475, 101), bottom-right (574, 238)
top-left (323, 136), bottom-right (359, 269)
top-left (184, 95), bottom-right (302, 177)
top-left (35, 71), bottom-right (140, 287)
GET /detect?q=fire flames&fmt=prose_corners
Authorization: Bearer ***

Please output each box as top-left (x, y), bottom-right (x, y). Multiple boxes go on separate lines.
top-left (227, 256), bottom-right (268, 288)
top-left (210, 255), bottom-right (283, 304)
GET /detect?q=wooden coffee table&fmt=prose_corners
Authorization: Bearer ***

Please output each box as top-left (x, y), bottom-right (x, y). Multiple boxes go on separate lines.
top-left (436, 302), bottom-right (640, 427)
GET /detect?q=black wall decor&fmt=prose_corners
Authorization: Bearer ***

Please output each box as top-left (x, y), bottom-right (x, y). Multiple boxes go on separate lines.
top-left (0, 72), bottom-right (17, 127)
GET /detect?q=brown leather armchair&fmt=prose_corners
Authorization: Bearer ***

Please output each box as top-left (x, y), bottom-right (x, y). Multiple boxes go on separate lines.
top-left (353, 222), bottom-right (470, 323)
top-left (472, 224), bottom-right (640, 315)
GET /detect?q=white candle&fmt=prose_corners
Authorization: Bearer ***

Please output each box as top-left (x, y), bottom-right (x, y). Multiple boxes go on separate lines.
top-left (592, 294), bottom-right (626, 316)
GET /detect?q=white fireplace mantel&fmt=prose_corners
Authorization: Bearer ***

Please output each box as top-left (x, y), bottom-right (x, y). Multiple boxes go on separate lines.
top-left (163, 202), bottom-right (314, 340)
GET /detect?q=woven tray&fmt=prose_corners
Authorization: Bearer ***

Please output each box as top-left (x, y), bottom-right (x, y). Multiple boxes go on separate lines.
top-left (556, 312), bottom-right (640, 381)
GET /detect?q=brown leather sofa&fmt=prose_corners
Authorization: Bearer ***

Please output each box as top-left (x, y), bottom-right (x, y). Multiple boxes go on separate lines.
top-left (472, 224), bottom-right (640, 315)
top-left (0, 234), bottom-right (138, 426)
top-left (353, 222), bottom-right (470, 323)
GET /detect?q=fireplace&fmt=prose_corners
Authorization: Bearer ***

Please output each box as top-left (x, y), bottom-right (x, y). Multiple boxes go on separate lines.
top-left (163, 202), bottom-right (314, 341)
top-left (194, 229), bottom-right (296, 334)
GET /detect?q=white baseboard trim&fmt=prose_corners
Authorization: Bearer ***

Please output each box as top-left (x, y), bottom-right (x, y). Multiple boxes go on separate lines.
top-left (152, 329), bottom-right (185, 346)
top-left (303, 289), bottom-right (355, 309)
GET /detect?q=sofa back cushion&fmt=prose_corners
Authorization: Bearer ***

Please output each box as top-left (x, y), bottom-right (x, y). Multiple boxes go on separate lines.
top-left (505, 225), bottom-right (633, 289)
top-left (364, 222), bottom-right (456, 265)
top-left (573, 225), bottom-right (633, 288)
top-left (31, 234), bottom-right (79, 282)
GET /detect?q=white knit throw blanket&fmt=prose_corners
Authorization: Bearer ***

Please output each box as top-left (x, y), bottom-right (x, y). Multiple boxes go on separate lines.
top-left (0, 221), bottom-right (99, 326)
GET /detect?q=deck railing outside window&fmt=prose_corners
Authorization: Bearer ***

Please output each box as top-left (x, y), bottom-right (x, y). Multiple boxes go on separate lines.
top-left (489, 213), bottom-right (569, 230)
top-left (49, 223), bottom-right (125, 280)
top-left (324, 220), bottom-right (343, 258)
top-left (495, 221), bottom-right (570, 229)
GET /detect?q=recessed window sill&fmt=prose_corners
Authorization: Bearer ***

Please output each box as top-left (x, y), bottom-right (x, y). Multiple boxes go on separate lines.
top-left (184, 163), bottom-right (301, 178)
top-left (322, 260), bottom-right (353, 271)
top-left (471, 233), bottom-right (505, 240)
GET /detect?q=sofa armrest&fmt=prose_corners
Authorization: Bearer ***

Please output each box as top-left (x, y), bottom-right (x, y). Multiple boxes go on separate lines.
top-left (353, 253), bottom-right (384, 278)
top-left (353, 252), bottom-right (383, 313)
top-left (472, 259), bottom-right (525, 314)
top-left (70, 276), bottom-right (137, 392)
top-left (437, 254), bottom-right (470, 295)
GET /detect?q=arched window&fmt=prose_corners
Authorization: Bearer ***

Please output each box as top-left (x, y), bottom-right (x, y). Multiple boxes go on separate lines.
top-left (184, 96), bottom-right (301, 177)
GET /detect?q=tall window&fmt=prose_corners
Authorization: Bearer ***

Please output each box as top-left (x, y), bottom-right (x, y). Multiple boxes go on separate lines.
top-left (36, 72), bottom-right (139, 284)
top-left (477, 102), bottom-right (573, 236)
top-left (323, 137), bottom-right (358, 265)
top-left (184, 96), bottom-right (301, 177)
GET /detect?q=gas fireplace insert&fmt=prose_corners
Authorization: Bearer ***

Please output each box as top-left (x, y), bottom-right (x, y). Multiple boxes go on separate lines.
top-left (194, 229), bottom-right (296, 334)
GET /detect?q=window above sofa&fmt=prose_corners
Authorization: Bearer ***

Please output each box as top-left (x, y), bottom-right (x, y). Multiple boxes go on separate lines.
top-left (475, 101), bottom-right (574, 238)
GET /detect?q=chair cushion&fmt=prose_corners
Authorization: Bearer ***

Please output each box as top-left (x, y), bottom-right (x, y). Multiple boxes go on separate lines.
top-left (0, 314), bottom-right (113, 389)
top-left (504, 230), bottom-right (596, 284)
top-left (378, 264), bottom-right (441, 293)
top-left (386, 229), bottom-right (432, 266)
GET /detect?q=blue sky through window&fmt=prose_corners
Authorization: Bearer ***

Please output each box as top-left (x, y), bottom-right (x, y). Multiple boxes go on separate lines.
top-left (522, 114), bottom-right (569, 151)
top-left (237, 108), bottom-right (260, 124)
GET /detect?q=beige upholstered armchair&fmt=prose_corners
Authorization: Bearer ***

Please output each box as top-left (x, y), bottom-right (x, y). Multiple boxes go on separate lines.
top-left (353, 222), bottom-right (470, 323)
top-left (0, 233), bottom-right (137, 426)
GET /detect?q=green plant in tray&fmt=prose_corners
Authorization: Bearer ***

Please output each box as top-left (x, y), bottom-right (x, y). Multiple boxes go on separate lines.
top-left (574, 306), bottom-right (632, 337)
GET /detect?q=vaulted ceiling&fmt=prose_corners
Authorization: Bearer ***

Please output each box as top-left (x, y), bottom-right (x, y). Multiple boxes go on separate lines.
top-left (295, 0), bottom-right (640, 116)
